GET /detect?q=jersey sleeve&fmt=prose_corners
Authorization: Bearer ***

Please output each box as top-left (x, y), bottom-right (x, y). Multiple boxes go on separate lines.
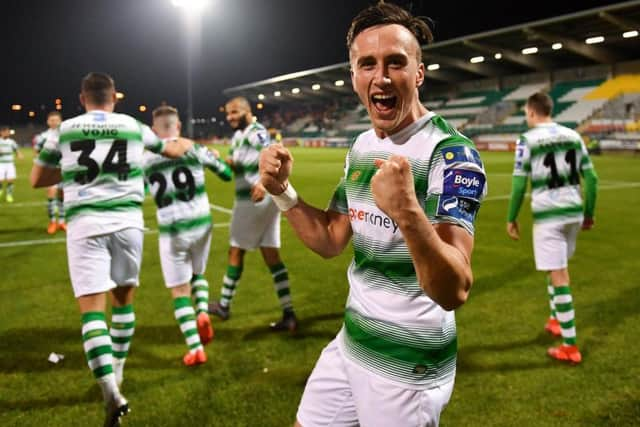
top-left (11, 139), bottom-right (19, 152)
top-left (36, 133), bottom-right (61, 168)
top-left (578, 136), bottom-right (594, 172)
top-left (191, 145), bottom-right (232, 182)
top-left (424, 137), bottom-right (487, 235)
top-left (512, 136), bottom-right (530, 177)
top-left (34, 133), bottom-right (45, 153)
top-left (140, 123), bottom-right (165, 154)
top-left (328, 151), bottom-right (350, 215)
top-left (248, 126), bottom-right (270, 149)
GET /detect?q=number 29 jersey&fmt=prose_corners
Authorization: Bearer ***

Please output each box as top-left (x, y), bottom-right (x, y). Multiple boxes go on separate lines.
top-left (513, 122), bottom-right (594, 225)
top-left (37, 109), bottom-right (166, 239)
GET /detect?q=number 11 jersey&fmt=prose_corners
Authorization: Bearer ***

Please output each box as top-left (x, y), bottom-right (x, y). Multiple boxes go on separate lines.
top-left (513, 122), bottom-right (594, 225)
top-left (37, 109), bottom-right (166, 239)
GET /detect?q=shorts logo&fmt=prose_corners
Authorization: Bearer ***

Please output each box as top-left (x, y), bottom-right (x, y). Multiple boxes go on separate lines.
top-left (443, 169), bottom-right (485, 201)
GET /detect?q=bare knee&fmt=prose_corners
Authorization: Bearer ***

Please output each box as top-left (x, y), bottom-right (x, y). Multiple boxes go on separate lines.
top-left (228, 246), bottom-right (245, 266)
top-left (260, 247), bottom-right (281, 266)
top-left (111, 286), bottom-right (136, 307)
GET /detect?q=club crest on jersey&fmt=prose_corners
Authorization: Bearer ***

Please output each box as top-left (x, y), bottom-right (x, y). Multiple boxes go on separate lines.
top-left (442, 146), bottom-right (482, 167)
top-left (350, 170), bottom-right (362, 182)
top-left (443, 169), bottom-right (485, 201)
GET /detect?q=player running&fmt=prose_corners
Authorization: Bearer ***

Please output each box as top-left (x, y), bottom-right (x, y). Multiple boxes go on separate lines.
top-left (208, 97), bottom-right (297, 332)
top-left (30, 72), bottom-right (194, 426)
top-left (260, 4), bottom-right (486, 426)
top-left (507, 92), bottom-right (598, 365)
top-left (33, 111), bottom-right (66, 233)
top-left (143, 105), bottom-right (231, 366)
top-left (0, 125), bottom-right (24, 203)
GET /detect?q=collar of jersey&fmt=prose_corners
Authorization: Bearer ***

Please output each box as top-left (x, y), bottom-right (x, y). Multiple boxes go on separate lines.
top-left (382, 111), bottom-right (435, 145)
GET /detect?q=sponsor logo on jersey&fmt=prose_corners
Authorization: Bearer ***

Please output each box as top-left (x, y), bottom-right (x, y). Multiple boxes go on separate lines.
top-left (442, 146), bottom-right (482, 167)
top-left (437, 195), bottom-right (479, 224)
top-left (349, 208), bottom-right (399, 233)
top-left (443, 169), bottom-right (485, 201)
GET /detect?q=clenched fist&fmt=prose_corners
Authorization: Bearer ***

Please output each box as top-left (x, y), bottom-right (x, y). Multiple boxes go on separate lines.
top-left (259, 144), bottom-right (293, 195)
top-left (371, 155), bottom-right (419, 220)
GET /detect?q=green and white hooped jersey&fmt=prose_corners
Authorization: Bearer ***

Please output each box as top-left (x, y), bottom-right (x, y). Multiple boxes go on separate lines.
top-left (330, 112), bottom-right (487, 388)
top-left (143, 144), bottom-right (231, 235)
top-left (34, 128), bottom-right (58, 153)
top-left (37, 110), bottom-right (165, 239)
top-left (0, 138), bottom-right (18, 163)
top-left (230, 122), bottom-right (269, 200)
top-left (513, 122), bottom-right (593, 224)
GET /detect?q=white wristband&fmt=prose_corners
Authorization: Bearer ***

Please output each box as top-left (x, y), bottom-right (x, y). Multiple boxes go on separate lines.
top-left (270, 183), bottom-right (298, 211)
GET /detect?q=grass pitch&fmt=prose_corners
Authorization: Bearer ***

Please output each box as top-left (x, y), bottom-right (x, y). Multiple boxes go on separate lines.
top-left (1, 147), bottom-right (638, 426)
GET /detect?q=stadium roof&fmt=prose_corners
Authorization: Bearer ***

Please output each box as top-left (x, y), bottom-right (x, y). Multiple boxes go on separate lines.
top-left (223, 0), bottom-right (640, 104)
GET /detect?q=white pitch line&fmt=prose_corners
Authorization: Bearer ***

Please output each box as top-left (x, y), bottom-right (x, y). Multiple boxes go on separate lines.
top-left (209, 203), bottom-right (233, 214)
top-left (483, 182), bottom-right (640, 202)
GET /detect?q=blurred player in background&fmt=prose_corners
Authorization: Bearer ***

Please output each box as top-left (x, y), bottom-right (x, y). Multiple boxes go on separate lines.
top-left (143, 105), bottom-right (231, 366)
top-left (208, 97), bottom-right (297, 332)
top-left (33, 111), bottom-right (65, 233)
top-left (507, 92), bottom-right (598, 365)
top-left (0, 125), bottom-right (24, 203)
top-left (260, 4), bottom-right (486, 425)
top-left (30, 72), bottom-right (193, 426)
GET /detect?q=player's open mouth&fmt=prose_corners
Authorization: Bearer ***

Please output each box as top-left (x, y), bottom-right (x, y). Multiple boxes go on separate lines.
top-left (371, 93), bottom-right (397, 114)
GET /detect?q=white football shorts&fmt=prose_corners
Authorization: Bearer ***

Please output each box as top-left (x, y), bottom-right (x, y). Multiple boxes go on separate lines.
top-left (0, 163), bottom-right (16, 180)
top-left (532, 221), bottom-right (581, 271)
top-left (67, 228), bottom-right (143, 298)
top-left (230, 197), bottom-right (280, 250)
top-left (296, 335), bottom-right (454, 427)
top-left (159, 224), bottom-right (212, 287)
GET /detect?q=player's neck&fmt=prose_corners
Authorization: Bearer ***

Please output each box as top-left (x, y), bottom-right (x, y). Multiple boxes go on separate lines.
top-left (84, 103), bottom-right (115, 113)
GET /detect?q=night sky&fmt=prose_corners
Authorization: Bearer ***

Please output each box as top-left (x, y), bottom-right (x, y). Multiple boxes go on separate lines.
top-left (1, 0), bottom-right (624, 126)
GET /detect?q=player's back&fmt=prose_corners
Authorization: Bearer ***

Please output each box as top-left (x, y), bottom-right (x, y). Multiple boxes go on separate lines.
top-left (144, 144), bottom-right (231, 235)
top-left (46, 110), bottom-right (164, 238)
top-left (521, 122), bottom-right (591, 224)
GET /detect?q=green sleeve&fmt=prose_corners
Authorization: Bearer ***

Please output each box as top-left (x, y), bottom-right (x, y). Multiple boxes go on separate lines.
top-left (208, 159), bottom-right (233, 182)
top-left (582, 167), bottom-right (598, 218)
top-left (507, 175), bottom-right (528, 222)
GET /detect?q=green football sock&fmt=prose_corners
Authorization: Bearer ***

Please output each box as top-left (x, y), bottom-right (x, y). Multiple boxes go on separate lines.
top-left (553, 285), bottom-right (577, 346)
top-left (174, 296), bottom-right (202, 353)
top-left (220, 265), bottom-right (242, 308)
top-left (191, 274), bottom-right (209, 315)
top-left (269, 262), bottom-right (293, 313)
top-left (110, 304), bottom-right (135, 362)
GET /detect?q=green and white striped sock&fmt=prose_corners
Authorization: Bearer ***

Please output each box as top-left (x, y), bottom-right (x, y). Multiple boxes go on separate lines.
top-left (110, 304), bottom-right (135, 384)
top-left (269, 262), bottom-right (293, 312)
top-left (174, 296), bottom-right (203, 353)
top-left (57, 196), bottom-right (65, 223)
top-left (553, 285), bottom-right (577, 346)
top-left (547, 277), bottom-right (556, 320)
top-left (82, 312), bottom-right (119, 399)
top-left (191, 274), bottom-right (209, 315)
top-left (47, 198), bottom-right (56, 221)
top-left (220, 265), bottom-right (242, 308)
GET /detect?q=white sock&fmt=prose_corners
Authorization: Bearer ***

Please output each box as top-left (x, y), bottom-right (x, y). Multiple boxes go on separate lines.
top-left (97, 373), bottom-right (120, 402)
top-left (112, 358), bottom-right (125, 387)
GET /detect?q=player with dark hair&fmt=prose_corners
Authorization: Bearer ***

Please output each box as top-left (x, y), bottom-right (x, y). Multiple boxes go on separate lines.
top-left (260, 3), bottom-right (486, 425)
top-left (33, 111), bottom-right (65, 233)
top-left (30, 72), bottom-right (194, 426)
top-left (507, 91), bottom-right (598, 364)
top-left (0, 125), bottom-right (24, 203)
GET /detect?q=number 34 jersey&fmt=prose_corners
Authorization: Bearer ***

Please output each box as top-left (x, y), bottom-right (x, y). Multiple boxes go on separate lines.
top-left (513, 122), bottom-right (594, 225)
top-left (143, 145), bottom-right (231, 236)
top-left (37, 109), bottom-right (166, 239)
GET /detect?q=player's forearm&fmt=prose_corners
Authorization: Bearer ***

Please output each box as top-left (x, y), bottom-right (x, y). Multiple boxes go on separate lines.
top-left (283, 199), bottom-right (351, 258)
top-left (30, 165), bottom-right (61, 188)
top-left (397, 206), bottom-right (473, 311)
top-left (582, 168), bottom-right (598, 218)
top-left (507, 175), bottom-right (527, 222)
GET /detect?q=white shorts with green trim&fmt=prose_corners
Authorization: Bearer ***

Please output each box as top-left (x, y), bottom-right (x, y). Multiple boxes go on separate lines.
top-left (0, 163), bottom-right (16, 180)
top-left (67, 227), bottom-right (143, 298)
top-left (532, 221), bottom-right (581, 271)
top-left (159, 224), bottom-right (212, 287)
top-left (230, 197), bottom-right (280, 250)
top-left (296, 336), bottom-right (454, 427)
